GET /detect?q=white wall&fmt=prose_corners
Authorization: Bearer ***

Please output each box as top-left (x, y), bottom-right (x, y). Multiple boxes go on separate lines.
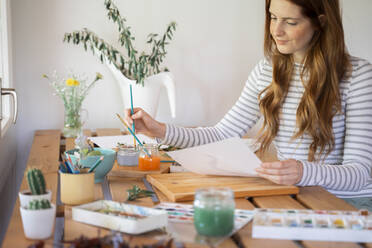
top-left (11, 0), bottom-right (372, 186)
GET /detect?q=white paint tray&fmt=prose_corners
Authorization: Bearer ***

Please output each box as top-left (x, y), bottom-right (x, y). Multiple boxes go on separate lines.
top-left (72, 200), bottom-right (167, 234)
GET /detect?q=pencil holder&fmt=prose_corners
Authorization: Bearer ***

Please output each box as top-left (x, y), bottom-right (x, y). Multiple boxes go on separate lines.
top-left (65, 148), bottom-right (115, 183)
top-left (60, 169), bottom-right (94, 205)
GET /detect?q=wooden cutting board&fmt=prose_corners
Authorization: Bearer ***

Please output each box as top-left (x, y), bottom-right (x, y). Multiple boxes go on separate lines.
top-left (147, 172), bottom-right (299, 202)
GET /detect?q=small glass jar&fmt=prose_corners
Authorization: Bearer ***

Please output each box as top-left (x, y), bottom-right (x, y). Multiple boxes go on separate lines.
top-left (193, 187), bottom-right (235, 237)
top-left (138, 144), bottom-right (161, 171)
top-left (117, 146), bottom-right (139, 166)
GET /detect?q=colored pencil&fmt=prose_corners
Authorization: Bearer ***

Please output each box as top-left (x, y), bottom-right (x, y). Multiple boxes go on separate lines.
top-left (66, 160), bottom-right (78, 174)
top-left (88, 156), bottom-right (104, 173)
top-left (64, 162), bottom-right (72, 173)
top-left (67, 154), bottom-right (80, 173)
top-left (59, 163), bottom-right (67, 173)
top-left (130, 85), bottom-right (136, 149)
top-left (61, 154), bottom-right (73, 173)
top-left (116, 113), bottom-right (152, 157)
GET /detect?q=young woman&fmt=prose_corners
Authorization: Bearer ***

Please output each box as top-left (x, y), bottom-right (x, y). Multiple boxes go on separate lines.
top-left (124, 0), bottom-right (372, 208)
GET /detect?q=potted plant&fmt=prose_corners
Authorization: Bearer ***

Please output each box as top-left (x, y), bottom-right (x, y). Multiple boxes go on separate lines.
top-left (63, 0), bottom-right (177, 118)
top-left (19, 168), bottom-right (52, 208)
top-left (20, 199), bottom-right (56, 240)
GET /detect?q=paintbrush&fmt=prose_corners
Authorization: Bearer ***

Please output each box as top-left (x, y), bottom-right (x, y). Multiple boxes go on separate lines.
top-left (129, 85), bottom-right (136, 149)
top-left (115, 113), bottom-right (152, 157)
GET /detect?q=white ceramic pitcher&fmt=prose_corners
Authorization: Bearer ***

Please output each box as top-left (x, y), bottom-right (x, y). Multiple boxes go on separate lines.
top-left (106, 62), bottom-right (176, 119)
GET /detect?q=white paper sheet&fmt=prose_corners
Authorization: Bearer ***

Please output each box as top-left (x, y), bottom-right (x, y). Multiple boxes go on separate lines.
top-left (167, 137), bottom-right (261, 177)
top-left (88, 134), bottom-right (156, 149)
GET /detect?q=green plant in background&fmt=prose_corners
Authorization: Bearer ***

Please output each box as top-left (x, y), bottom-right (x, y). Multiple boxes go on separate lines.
top-left (63, 0), bottom-right (177, 86)
top-left (26, 168), bottom-right (47, 195)
top-left (126, 185), bottom-right (155, 201)
top-left (28, 199), bottom-right (52, 210)
top-left (81, 149), bottom-right (102, 157)
top-left (43, 72), bottom-right (103, 137)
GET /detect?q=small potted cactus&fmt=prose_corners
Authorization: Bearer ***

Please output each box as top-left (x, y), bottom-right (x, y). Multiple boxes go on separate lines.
top-left (20, 199), bottom-right (56, 239)
top-left (19, 168), bottom-right (52, 208)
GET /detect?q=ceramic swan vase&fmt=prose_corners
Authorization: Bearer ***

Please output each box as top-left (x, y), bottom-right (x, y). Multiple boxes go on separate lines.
top-left (106, 62), bottom-right (176, 118)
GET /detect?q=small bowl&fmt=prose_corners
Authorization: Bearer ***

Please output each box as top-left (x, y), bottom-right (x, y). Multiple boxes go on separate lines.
top-left (65, 148), bottom-right (116, 183)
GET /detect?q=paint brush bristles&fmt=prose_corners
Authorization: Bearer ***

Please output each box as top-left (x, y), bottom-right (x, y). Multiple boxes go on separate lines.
top-left (116, 113), bottom-right (152, 157)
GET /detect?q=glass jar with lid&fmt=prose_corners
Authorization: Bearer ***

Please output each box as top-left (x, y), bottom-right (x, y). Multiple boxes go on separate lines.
top-left (193, 187), bottom-right (235, 236)
top-left (138, 144), bottom-right (161, 171)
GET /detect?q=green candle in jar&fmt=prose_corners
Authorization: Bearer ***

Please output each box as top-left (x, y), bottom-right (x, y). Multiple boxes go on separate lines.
top-left (193, 188), bottom-right (235, 237)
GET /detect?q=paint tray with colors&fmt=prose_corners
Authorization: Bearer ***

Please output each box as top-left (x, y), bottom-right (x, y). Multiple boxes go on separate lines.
top-left (154, 202), bottom-right (253, 229)
top-left (72, 200), bottom-right (167, 234)
top-left (252, 208), bottom-right (372, 242)
top-left (154, 202), bottom-right (254, 246)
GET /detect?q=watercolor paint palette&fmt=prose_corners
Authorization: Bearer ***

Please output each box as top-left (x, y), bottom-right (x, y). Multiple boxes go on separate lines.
top-left (252, 208), bottom-right (372, 242)
top-left (155, 202), bottom-right (253, 247)
top-left (154, 202), bottom-right (254, 246)
top-left (72, 200), bottom-right (167, 234)
top-left (154, 202), bottom-right (254, 226)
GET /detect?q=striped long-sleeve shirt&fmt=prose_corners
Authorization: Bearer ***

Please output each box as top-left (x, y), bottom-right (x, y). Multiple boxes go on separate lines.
top-left (160, 57), bottom-right (372, 198)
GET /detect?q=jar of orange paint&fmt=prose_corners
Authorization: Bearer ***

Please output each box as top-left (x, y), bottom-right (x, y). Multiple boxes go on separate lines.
top-left (138, 144), bottom-right (161, 171)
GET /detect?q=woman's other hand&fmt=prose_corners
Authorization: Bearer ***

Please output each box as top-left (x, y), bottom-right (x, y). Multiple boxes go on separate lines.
top-left (255, 159), bottom-right (303, 185)
top-left (124, 107), bottom-right (166, 139)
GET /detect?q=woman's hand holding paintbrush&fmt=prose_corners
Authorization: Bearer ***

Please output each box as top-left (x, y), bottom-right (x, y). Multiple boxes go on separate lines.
top-left (116, 113), bottom-right (153, 157)
top-left (123, 107), bottom-right (166, 139)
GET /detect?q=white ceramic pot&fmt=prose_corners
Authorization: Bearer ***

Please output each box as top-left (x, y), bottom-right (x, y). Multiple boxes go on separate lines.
top-left (20, 204), bottom-right (56, 240)
top-left (19, 190), bottom-right (52, 208)
top-left (106, 62), bottom-right (176, 119)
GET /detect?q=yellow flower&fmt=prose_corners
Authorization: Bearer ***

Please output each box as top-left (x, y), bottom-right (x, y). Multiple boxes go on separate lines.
top-left (66, 78), bottom-right (80, 86)
top-left (96, 72), bottom-right (103, 80)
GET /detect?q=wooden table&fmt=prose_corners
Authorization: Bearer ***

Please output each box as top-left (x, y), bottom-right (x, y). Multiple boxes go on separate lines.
top-left (3, 129), bottom-right (371, 248)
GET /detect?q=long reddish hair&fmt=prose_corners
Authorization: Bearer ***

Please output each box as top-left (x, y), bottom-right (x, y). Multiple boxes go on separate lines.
top-left (258, 0), bottom-right (351, 161)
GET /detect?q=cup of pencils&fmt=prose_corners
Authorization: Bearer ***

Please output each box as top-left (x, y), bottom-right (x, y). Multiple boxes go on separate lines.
top-left (59, 168), bottom-right (94, 205)
top-left (64, 148), bottom-right (115, 183)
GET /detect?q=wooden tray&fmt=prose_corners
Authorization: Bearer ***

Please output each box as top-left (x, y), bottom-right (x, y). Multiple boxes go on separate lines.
top-left (147, 172), bottom-right (299, 202)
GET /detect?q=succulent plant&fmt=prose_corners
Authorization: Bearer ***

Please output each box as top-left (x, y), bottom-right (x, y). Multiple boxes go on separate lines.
top-left (126, 185), bottom-right (155, 201)
top-left (26, 168), bottom-right (47, 195)
top-left (28, 199), bottom-right (51, 210)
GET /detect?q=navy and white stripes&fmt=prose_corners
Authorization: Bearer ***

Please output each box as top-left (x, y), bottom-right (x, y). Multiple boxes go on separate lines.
top-left (161, 56), bottom-right (372, 198)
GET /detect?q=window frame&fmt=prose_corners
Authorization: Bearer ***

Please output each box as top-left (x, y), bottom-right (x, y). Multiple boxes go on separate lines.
top-left (0, 0), bottom-right (13, 137)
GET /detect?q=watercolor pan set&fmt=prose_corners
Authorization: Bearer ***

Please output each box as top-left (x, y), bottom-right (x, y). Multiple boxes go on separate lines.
top-left (252, 208), bottom-right (372, 242)
top-left (72, 200), bottom-right (167, 234)
top-left (154, 202), bottom-right (254, 229)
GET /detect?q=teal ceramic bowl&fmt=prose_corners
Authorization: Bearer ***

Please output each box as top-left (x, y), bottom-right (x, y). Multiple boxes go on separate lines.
top-left (65, 148), bottom-right (116, 183)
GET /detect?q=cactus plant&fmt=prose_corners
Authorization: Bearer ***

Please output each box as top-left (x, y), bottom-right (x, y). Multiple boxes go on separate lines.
top-left (28, 199), bottom-right (51, 210)
top-left (26, 168), bottom-right (47, 195)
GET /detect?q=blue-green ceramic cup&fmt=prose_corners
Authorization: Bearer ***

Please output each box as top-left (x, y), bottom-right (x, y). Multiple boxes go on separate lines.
top-left (65, 148), bottom-right (116, 183)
